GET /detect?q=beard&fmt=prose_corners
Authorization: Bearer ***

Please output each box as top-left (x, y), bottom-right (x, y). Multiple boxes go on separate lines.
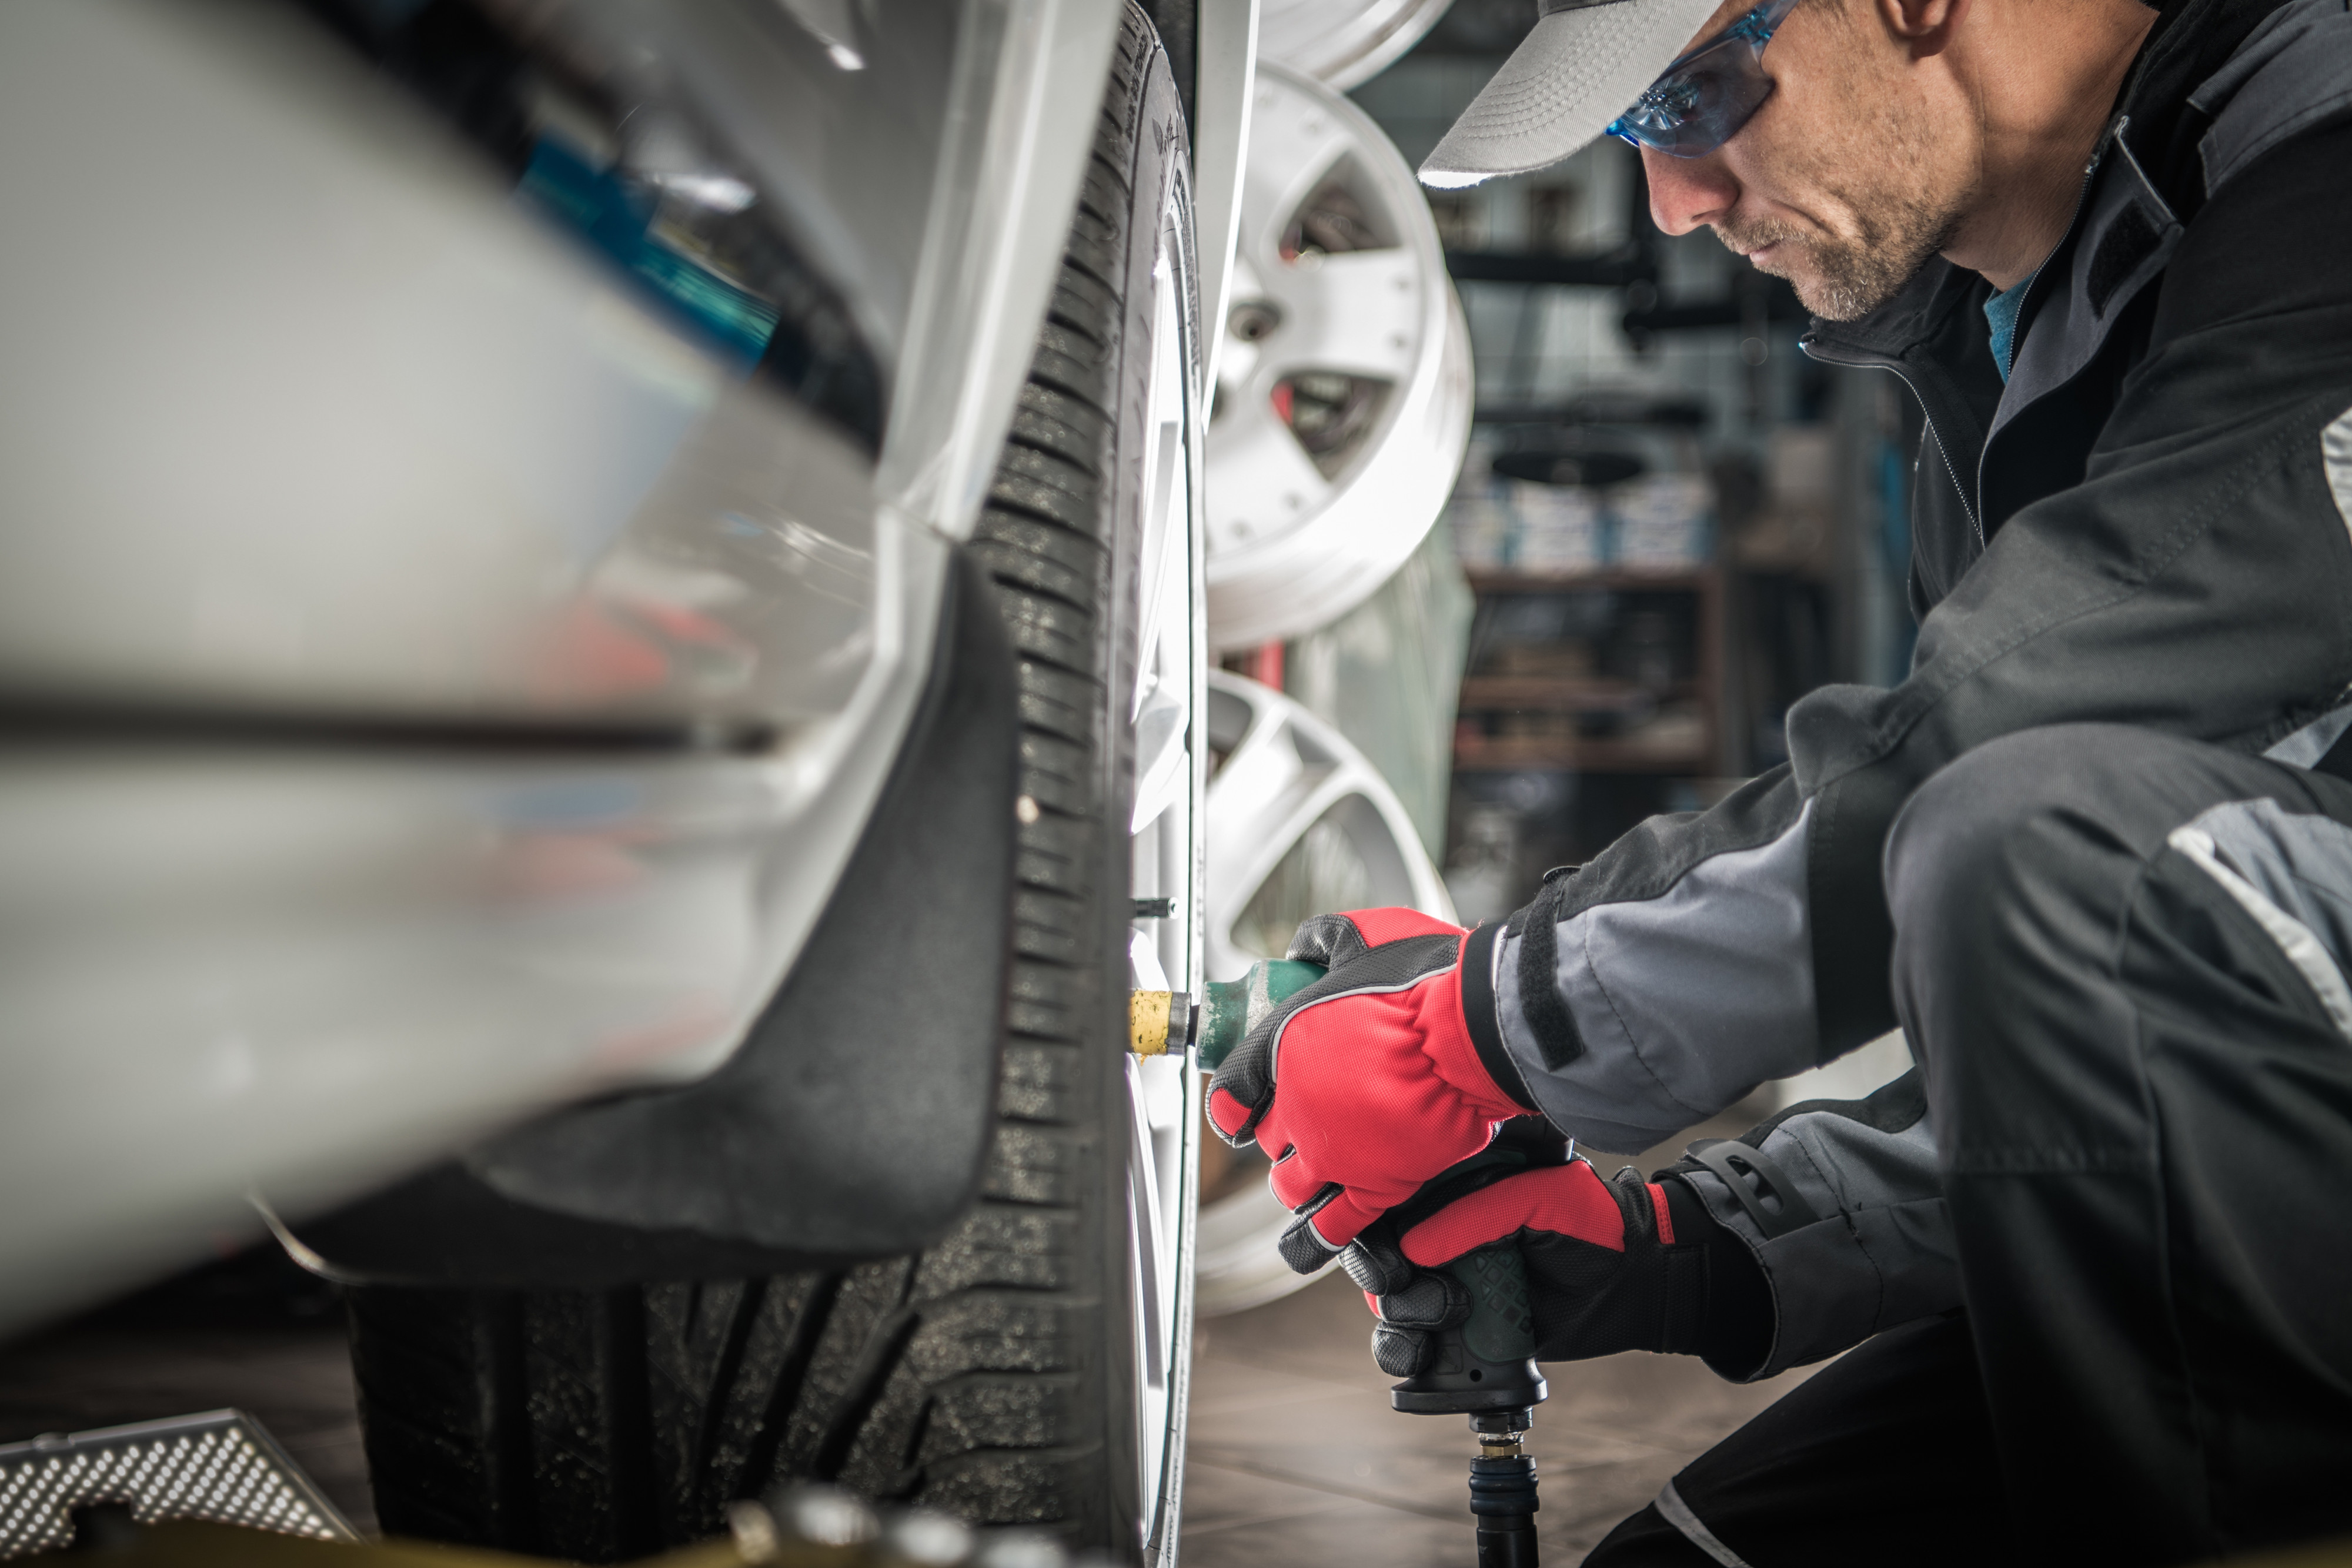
top-left (1712, 89), bottom-right (1967, 321)
top-left (1716, 197), bottom-right (1957, 320)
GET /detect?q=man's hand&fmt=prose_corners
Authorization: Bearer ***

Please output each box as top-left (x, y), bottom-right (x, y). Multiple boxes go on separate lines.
top-left (1341, 1144), bottom-right (1773, 1378)
top-left (1204, 909), bottom-right (1536, 1272)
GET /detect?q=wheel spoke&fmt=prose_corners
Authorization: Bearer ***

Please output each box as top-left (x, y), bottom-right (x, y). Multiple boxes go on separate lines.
top-left (1238, 96), bottom-right (1349, 248)
top-left (1203, 403), bottom-right (1338, 554)
top-left (1254, 250), bottom-right (1424, 382)
top-left (1131, 681), bottom-right (1188, 833)
top-left (1134, 253), bottom-right (1191, 713)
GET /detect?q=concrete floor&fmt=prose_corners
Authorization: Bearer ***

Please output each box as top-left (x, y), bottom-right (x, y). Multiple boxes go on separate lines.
top-left (0, 1121), bottom-right (1808, 1566)
top-left (1178, 1269), bottom-right (1815, 1567)
top-left (1179, 1105), bottom-right (1818, 1567)
top-left (0, 1278), bottom-right (1808, 1567)
top-left (0, 1288), bottom-right (1804, 1567)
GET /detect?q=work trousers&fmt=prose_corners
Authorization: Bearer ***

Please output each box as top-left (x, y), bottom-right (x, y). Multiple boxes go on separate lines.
top-left (1589, 725), bottom-right (2352, 1567)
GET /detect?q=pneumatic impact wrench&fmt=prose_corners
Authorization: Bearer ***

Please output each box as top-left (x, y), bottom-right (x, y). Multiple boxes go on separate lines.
top-left (1374, 1124), bottom-right (1556, 1568)
top-left (1134, 962), bottom-right (1550, 1567)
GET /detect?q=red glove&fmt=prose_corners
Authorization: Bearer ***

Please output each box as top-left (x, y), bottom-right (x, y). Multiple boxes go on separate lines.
top-left (1338, 1137), bottom-right (1771, 1377)
top-left (1204, 909), bottom-right (1536, 1270)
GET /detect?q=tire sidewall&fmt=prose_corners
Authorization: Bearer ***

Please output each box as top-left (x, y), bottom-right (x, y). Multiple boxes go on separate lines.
top-left (1084, 22), bottom-right (1197, 1557)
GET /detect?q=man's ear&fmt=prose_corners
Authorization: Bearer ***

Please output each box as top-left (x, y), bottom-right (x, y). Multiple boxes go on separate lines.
top-left (1877, 0), bottom-right (1969, 56)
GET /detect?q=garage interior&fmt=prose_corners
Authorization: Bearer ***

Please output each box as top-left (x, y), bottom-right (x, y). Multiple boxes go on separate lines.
top-left (0, 1), bottom-right (1902, 1560)
top-left (9, 0), bottom-right (2328, 1560)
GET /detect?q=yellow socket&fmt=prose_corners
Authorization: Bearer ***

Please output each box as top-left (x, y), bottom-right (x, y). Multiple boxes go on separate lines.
top-left (1128, 989), bottom-right (1175, 1056)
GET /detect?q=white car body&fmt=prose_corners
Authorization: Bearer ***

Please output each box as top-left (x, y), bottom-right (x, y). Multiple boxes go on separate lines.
top-left (0, 0), bottom-right (1160, 1335)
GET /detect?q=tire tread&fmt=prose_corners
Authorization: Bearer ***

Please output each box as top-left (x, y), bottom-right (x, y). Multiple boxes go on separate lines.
top-left (346, 7), bottom-right (1172, 1556)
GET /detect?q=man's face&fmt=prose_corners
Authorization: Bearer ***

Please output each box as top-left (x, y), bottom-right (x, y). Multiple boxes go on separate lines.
top-left (1641, 0), bottom-right (1977, 320)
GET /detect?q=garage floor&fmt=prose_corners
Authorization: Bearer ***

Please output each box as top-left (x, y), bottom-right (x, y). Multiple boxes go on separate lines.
top-left (1178, 1102), bottom-right (1818, 1566)
top-left (0, 1123), bottom-right (1810, 1566)
top-left (0, 1285), bottom-right (1809, 1567)
top-left (1177, 1268), bottom-right (1814, 1566)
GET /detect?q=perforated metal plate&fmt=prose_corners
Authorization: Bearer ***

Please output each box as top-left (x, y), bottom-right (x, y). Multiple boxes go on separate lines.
top-left (0, 1408), bottom-right (358, 1557)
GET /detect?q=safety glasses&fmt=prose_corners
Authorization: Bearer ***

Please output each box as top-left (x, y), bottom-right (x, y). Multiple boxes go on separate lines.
top-left (1606, 0), bottom-right (1801, 158)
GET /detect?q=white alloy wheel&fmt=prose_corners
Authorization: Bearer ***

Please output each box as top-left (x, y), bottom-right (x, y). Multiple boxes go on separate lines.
top-left (1203, 63), bottom-right (1473, 651)
top-left (1258, 0), bottom-right (1460, 91)
top-left (1193, 672), bottom-right (1453, 1315)
top-left (1126, 205), bottom-right (1208, 1563)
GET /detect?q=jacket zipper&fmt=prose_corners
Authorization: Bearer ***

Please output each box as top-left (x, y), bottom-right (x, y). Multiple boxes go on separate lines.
top-left (1891, 362), bottom-right (1982, 550)
top-left (1799, 337), bottom-right (1982, 551)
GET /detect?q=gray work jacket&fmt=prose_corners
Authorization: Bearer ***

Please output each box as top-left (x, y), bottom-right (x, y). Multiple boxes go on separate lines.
top-left (1481, 0), bottom-right (2352, 1378)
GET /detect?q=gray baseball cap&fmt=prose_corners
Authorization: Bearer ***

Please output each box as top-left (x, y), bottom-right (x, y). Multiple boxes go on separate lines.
top-left (1419, 0), bottom-right (1722, 186)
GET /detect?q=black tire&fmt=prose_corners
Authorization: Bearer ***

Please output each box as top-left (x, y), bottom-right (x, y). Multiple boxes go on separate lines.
top-left (343, 10), bottom-right (1193, 1562)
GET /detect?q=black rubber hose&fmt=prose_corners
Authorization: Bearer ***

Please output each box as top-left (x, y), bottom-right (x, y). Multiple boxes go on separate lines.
top-left (1469, 1452), bottom-right (1541, 1567)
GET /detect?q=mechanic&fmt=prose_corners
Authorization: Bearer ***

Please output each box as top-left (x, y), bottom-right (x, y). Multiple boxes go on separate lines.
top-left (1205, 0), bottom-right (2352, 1561)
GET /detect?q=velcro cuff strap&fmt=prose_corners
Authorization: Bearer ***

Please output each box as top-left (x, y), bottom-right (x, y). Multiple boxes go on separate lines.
top-left (1684, 1140), bottom-right (1819, 1241)
top-left (1461, 922), bottom-right (1538, 1112)
top-left (1658, 1248), bottom-right (1712, 1354)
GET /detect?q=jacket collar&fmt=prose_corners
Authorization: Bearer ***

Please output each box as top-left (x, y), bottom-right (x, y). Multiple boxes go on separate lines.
top-left (1799, 255), bottom-right (1977, 372)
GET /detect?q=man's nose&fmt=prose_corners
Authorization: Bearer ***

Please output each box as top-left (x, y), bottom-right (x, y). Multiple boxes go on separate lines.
top-left (1641, 146), bottom-right (1738, 235)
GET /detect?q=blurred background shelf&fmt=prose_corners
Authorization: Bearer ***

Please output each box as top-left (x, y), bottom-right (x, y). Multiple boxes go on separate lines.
top-left (1456, 675), bottom-right (1696, 711)
top-left (1453, 734), bottom-right (1711, 773)
top-left (1464, 567), bottom-right (1710, 593)
top-left (1444, 551), bottom-right (1729, 921)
